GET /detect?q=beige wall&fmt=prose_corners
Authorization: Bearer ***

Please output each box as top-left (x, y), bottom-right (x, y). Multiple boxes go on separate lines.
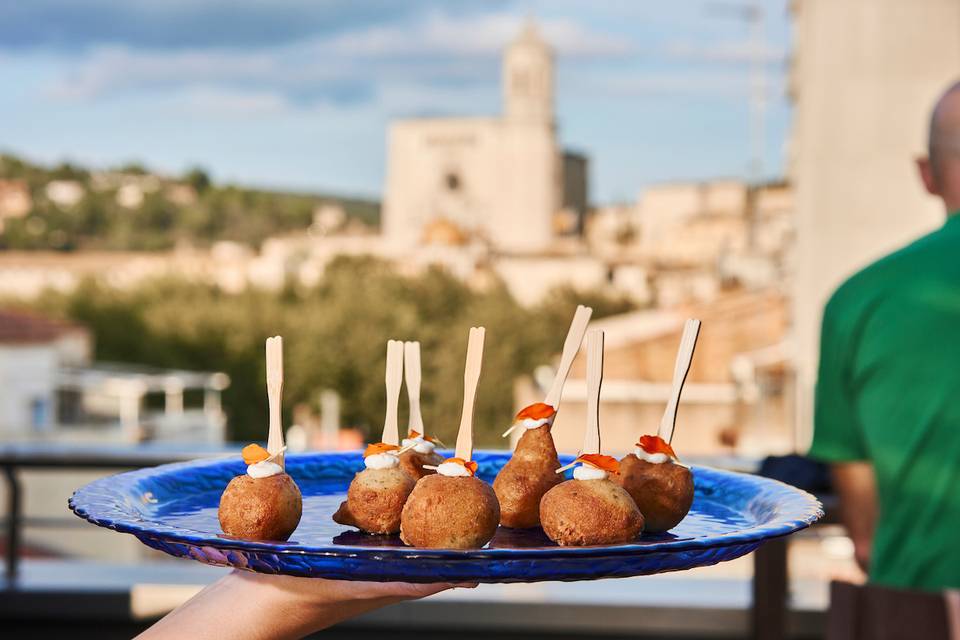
top-left (493, 254), bottom-right (607, 304)
top-left (381, 116), bottom-right (557, 253)
top-left (790, 0), bottom-right (960, 447)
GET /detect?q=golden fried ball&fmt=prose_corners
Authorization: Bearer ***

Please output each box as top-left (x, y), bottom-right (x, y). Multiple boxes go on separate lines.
top-left (218, 473), bottom-right (302, 541)
top-left (540, 478), bottom-right (644, 546)
top-left (617, 455), bottom-right (694, 533)
top-left (399, 449), bottom-right (443, 480)
top-left (493, 425), bottom-right (561, 528)
top-left (400, 474), bottom-right (500, 549)
top-left (332, 467), bottom-right (416, 534)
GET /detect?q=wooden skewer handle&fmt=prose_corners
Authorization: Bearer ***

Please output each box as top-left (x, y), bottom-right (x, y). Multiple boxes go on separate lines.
top-left (404, 341), bottom-right (425, 435)
top-left (265, 336), bottom-right (285, 469)
top-left (658, 319), bottom-right (701, 445)
top-left (382, 340), bottom-right (404, 446)
top-left (455, 327), bottom-right (485, 461)
top-left (544, 305), bottom-right (593, 408)
top-left (583, 330), bottom-right (604, 455)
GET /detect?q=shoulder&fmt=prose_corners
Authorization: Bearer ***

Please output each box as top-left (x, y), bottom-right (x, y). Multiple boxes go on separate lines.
top-left (824, 223), bottom-right (952, 321)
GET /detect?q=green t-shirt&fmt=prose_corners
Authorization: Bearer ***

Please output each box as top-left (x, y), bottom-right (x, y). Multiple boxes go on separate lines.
top-left (810, 213), bottom-right (960, 592)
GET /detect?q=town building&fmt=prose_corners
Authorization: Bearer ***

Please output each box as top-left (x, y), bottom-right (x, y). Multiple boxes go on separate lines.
top-left (0, 310), bottom-right (90, 434)
top-left (515, 289), bottom-right (793, 458)
top-left (0, 309), bottom-right (228, 444)
top-left (382, 21), bottom-right (586, 254)
top-left (0, 179), bottom-right (32, 226)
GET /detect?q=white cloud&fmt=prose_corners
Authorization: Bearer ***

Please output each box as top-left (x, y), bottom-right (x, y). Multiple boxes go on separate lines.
top-left (322, 12), bottom-right (634, 58)
top-left (45, 46), bottom-right (279, 100)
top-left (586, 72), bottom-right (751, 98)
top-left (576, 69), bottom-right (786, 101)
top-left (41, 10), bottom-right (635, 105)
top-left (664, 40), bottom-right (787, 64)
top-left (181, 88), bottom-right (291, 117)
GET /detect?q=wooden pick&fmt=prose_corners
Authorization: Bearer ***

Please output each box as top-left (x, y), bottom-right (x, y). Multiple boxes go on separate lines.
top-left (583, 330), bottom-right (604, 455)
top-left (657, 318), bottom-right (702, 445)
top-left (544, 305), bottom-right (593, 408)
top-left (404, 341), bottom-right (425, 437)
top-left (265, 336), bottom-right (285, 470)
top-left (455, 327), bottom-right (485, 461)
top-left (382, 340), bottom-right (404, 446)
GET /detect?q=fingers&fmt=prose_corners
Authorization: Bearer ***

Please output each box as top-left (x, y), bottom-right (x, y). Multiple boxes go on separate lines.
top-left (361, 580), bottom-right (480, 601)
top-left (227, 571), bottom-right (478, 604)
top-left (382, 581), bottom-right (460, 598)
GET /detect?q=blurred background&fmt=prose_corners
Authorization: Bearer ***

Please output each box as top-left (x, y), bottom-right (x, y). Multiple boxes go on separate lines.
top-left (0, 0), bottom-right (956, 638)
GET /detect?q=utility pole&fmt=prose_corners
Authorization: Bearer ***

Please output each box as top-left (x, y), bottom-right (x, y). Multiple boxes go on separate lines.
top-left (707, 2), bottom-right (768, 186)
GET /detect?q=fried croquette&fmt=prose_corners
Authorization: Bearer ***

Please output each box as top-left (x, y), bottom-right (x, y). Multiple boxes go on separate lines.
top-left (539, 477), bottom-right (643, 546)
top-left (493, 425), bottom-right (561, 528)
top-left (333, 466), bottom-right (416, 534)
top-left (218, 473), bottom-right (302, 541)
top-left (618, 454), bottom-right (694, 533)
top-left (400, 474), bottom-right (500, 549)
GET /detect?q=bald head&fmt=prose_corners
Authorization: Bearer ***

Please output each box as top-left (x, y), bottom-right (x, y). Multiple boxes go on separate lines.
top-left (928, 81), bottom-right (960, 179)
top-left (919, 80), bottom-right (960, 213)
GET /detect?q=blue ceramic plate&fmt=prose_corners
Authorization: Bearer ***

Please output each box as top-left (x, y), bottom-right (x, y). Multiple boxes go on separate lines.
top-left (69, 450), bottom-right (822, 583)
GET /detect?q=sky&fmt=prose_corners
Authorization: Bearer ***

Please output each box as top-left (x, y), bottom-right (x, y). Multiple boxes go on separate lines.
top-left (0, 0), bottom-right (792, 204)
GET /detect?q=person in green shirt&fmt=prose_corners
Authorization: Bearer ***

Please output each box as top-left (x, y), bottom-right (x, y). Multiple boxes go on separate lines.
top-left (810, 81), bottom-right (960, 592)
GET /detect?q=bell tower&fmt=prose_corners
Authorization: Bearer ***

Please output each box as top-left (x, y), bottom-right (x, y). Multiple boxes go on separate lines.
top-left (503, 19), bottom-right (554, 125)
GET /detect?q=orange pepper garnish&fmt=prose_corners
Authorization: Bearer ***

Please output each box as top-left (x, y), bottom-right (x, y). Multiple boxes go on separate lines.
top-left (364, 442), bottom-right (400, 457)
top-left (443, 457), bottom-right (478, 476)
top-left (637, 435), bottom-right (678, 460)
top-left (515, 402), bottom-right (557, 421)
top-left (576, 453), bottom-right (620, 474)
top-left (242, 443), bottom-right (270, 465)
top-left (407, 430), bottom-right (443, 445)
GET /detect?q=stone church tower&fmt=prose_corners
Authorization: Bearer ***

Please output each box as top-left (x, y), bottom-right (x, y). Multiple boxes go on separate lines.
top-left (503, 21), bottom-right (554, 125)
top-left (382, 20), bottom-right (573, 254)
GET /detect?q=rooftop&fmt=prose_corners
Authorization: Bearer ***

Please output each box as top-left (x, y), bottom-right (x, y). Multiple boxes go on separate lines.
top-left (0, 309), bottom-right (88, 345)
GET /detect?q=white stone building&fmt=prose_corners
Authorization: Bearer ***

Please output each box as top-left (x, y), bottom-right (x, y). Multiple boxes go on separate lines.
top-left (0, 309), bottom-right (228, 443)
top-left (0, 311), bottom-right (90, 435)
top-left (382, 21), bottom-right (585, 254)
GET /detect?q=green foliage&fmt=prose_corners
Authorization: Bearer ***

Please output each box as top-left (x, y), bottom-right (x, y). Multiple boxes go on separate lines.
top-left (183, 167), bottom-right (211, 193)
top-left (29, 259), bottom-right (634, 447)
top-left (50, 162), bottom-right (89, 181)
top-left (0, 153), bottom-right (380, 251)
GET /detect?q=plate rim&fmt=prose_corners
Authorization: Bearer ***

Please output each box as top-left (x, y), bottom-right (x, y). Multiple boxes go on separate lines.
top-left (68, 449), bottom-right (824, 559)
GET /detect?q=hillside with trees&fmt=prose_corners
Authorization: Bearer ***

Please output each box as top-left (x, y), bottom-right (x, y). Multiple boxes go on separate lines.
top-left (0, 154), bottom-right (379, 251)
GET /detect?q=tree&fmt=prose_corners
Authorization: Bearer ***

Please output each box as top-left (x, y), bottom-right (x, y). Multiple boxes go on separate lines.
top-left (184, 167), bottom-right (211, 193)
top-left (31, 261), bottom-right (634, 445)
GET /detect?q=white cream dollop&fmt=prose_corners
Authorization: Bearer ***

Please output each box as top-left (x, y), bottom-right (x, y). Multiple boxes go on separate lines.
top-left (247, 461), bottom-right (283, 478)
top-left (436, 462), bottom-right (473, 477)
top-left (521, 417), bottom-right (553, 429)
top-left (402, 437), bottom-right (436, 454)
top-left (364, 452), bottom-right (400, 470)
top-left (573, 464), bottom-right (608, 481)
top-left (634, 448), bottom-right (670, 464)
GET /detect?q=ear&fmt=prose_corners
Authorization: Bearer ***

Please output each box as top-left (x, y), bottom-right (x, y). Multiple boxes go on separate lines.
top-left (917, 156), bottom-right (939, 195)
